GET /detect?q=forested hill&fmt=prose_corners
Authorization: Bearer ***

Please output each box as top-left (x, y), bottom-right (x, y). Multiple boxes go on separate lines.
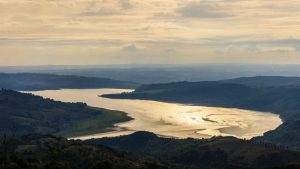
top-left (1, 132), bottom-right (299, 169)
top-left (0, 73), bottom-right (138, 91)
top-left (0, 89), bottom-right (131, 136)
top-left (0, 134), bottom-right (169, 169)
top-left (103, 80), bottom-right (300, 119)
top-left (222, 76), bottom-right (300, 88)
top-left (86, 131), bottom-right (300, 169)
top-left (102, 76), bottom-right (300, 149)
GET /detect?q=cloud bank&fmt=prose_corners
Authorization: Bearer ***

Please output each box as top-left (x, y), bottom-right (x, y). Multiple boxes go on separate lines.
top-left (0, 0), bottom-right (300, 65)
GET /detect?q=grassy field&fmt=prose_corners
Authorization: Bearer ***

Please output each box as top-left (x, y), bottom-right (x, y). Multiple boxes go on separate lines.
top-left (56, 107), bottom-right (133, 137)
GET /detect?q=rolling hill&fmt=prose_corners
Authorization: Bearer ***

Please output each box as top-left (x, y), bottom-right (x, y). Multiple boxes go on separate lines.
top-left (0, 89), bottom-right (132, 136)
top-left (0, 73), bottom-right (138, 91)
top-left (0, 134), bottom-right (169, 169)
top-left (222, 76), bottom-right (300, 88)
top-left (86, 131), bottom-right (300, 169)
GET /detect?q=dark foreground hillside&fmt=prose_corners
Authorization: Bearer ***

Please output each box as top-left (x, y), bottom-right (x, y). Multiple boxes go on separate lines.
top-left (0, 73), bottom-right (137, 91)
top-left (87, 131), bottom-right (300, 169)
top-left (0, 89), bottom-right (131, 136)
top-left (0, 132), bottom-right (299, 169)
top-left (102, 76), bottom-right (300, 149)
top-left (0, 134), bottom-right (169, 169)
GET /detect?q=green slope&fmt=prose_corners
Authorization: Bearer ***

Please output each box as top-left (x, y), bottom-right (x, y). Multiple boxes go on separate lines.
top-left (0, 89), bottom-right (131, 137)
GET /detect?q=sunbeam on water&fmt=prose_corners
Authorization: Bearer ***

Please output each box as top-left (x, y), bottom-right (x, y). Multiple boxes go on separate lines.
top-left (28, 89), bottom-right (282, 140)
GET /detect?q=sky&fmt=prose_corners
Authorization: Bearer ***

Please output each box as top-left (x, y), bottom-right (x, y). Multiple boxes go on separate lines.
top-left (0, 0), bottom-right (300, 66)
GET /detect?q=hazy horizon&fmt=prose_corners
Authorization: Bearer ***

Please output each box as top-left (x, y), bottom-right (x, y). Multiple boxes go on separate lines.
top-left (2, 63), bottom-right (300, 84)
top-left (1, 63), bottom-right (300, 68)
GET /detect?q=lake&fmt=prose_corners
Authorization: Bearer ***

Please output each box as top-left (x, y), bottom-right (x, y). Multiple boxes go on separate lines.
top-left (29, 89), bottom-right (282, 140)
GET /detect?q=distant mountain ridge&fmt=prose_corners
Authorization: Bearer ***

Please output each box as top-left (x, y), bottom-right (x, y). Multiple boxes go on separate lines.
top-left (222, 76), bottom-right (300, 87)
top-left (0, 73), bottom-right (138, 91)
top-left (3, 64), bottom-right (300, 84)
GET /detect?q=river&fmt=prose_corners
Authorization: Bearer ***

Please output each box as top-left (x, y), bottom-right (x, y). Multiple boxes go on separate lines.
top-left (28, 88), bottom-right (282, 140)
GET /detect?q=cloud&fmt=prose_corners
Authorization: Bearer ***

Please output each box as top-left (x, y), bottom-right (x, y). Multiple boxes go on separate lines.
top-left (211, 37), bottom-right (300, 58)
top-left (203, 36), bottom-right (300, 51)
top-left (232, 39), bottom-right (300, 52)
top-left (261, 39), bottom-right (300, 51)
top-left (81, 9), bottom-right (117, 16)
top-left (0, 38), bottom-right (123, 46)
top-left (80, 0), bottom-right (132, 16)
top-left (119, 0), bottom-right (133, 9)
top-left (122, 44), bottom-right (137, 52)
top-left (165, 48), bottom-right (176, 53)
top-left (1, 0), bottom-right (300, 65)
top-left (177, 1), bottom-right (231, 19)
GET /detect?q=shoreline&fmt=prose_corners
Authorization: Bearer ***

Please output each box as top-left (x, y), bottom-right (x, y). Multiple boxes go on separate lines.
top-left (28, 88), bottom-right (282, 141)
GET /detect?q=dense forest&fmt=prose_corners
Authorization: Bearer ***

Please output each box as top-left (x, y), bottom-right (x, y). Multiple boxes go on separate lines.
top-left (222, 76), bottom-right (300, 87)
top-left (103, 76), bottom-right (300, 149)
top-left (88, 131), bottom-right (300, 169)
top-left (0, 73), bottom-right (137, 91)
top-left (0, 134), bottom-right (169, 169)
top-left (0, 89), bottom-right (131, 137)
top-left (0, 132), bottom-right (299, 169)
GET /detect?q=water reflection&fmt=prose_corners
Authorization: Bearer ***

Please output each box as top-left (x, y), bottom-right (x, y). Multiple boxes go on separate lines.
top-left (29, 89), bottom-right (282, 140)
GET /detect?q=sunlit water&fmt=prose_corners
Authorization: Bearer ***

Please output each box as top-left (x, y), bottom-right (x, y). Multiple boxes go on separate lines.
top-left (28, 89), bottom-right (282, 140)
